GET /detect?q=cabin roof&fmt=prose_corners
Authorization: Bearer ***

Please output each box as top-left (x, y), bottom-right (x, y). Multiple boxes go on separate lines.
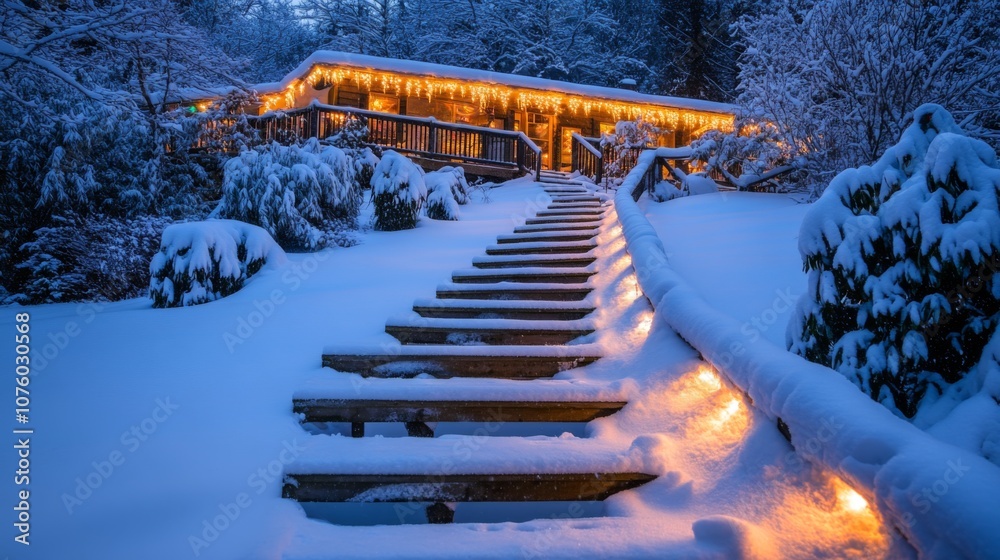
top-left (255, 51), bottom-right (736, 115)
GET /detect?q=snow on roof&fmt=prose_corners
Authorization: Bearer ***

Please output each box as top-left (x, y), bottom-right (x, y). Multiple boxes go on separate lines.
top-left (255, 51), bottom-right (736, 115)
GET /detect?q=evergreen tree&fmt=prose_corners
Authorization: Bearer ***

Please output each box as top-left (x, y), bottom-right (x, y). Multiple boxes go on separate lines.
top-left (789, 105), bottom-right (1000, 418)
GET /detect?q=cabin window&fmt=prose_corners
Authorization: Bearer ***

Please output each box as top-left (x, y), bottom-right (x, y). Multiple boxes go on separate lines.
top-left (526, 112), bottom-right (552, 168)
top-left (369, 93), bottom-right (399, 114)
top-left (560, 127), bottom-right (582, 171)
top-left (336, 87), bottom-right (366, 109)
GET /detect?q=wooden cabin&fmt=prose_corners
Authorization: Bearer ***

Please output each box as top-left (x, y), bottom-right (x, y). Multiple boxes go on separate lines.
top-left (253, 51), bottom-right (735, 172)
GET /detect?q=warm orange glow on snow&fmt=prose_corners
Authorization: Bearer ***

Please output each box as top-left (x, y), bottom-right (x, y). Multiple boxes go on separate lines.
top-left (765, 474), bottom-right (890, 557)
top-left (663, 367), bottom-right (750, 449)
top-left (635, 310), bottom-right (654, 335)
top-left (696, 367), bottom-right (722, 392)
top-left (838, 486), bottom-right (870, 513)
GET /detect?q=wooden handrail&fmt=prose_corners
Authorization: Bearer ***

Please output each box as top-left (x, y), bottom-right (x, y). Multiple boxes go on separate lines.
top-left (570, 133), bottom-right (603, 183)
top-left (246, 102), bottom-right (542, 180)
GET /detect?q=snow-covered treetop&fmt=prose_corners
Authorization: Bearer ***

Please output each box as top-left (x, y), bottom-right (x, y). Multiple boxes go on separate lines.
top-left (371, 150), bottom-right (427, 203)
top-left (798, 104), bottom-right (964, 264)
top-left (254, 51), bottom-right (736, 115)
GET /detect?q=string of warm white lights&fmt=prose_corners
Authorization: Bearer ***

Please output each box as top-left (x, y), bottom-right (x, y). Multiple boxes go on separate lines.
top-left (262, 65), bottom-right (735, 133)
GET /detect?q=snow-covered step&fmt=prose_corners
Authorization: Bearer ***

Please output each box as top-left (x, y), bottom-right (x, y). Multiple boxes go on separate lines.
top-left (322, 343), bottom-right (602, 378)
top-left (543, 190), bottom-right (590, 197)
top-left (524, 215), bottom-right (603, 226)
top-left (485, 240), bottom-right (597, 255)
top-left (451, 266), bottom-right (597, 284)
top-left (436, 282), bottom-right (593, 301)
top-left (294, 398), bottom-right (625, 435)
top-left (541, 179), bottom-right (588, 187)
top-left (471, 253), bottom-right (596, 269)
top-left (384, 314), bottom-right (595, 345)
top-left (283, 437), bottom-right (655, 508)
top-left (535, 208), bottom-right (606, 217)
top-left (294, 376), bottom-right (629, 403)
top-left (548, 197), bottom-right (601, 203)
top-left (512, 222), bottom-right (600, 234)
top-left (547, 201), bottom-right (603, 209)
top-left (412, 298), bottom-right (595, 320)
top-left (496, 231), bottom-right (597, 244)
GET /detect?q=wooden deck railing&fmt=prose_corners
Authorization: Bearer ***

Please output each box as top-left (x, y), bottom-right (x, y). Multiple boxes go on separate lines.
top-left (245, 102), bottom-right (542, 180)
top-left (627, 152), bottom-right (671, 201)
top-left (570, 133), bottom-right (603, 183)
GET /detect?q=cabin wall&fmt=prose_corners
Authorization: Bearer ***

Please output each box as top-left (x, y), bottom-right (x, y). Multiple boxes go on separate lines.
top-left (277, 71), bottom-right (727, 170)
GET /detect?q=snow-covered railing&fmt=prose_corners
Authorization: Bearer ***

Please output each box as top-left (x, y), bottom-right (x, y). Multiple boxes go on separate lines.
top-left (570, 133), bottom-right (603, 182)
top-left (247, 101), bottom-right (542, 180)
top-left (618, 147), bottom-right (695, 199)
top-left (614, 170), bottom-right (1000, 557)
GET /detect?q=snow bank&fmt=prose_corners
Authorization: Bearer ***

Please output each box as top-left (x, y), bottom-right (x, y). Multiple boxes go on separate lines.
top-left (149, 220), bottom-right (286, 308)
top-left (615, 178), bottom-right (1000, 558)
top-left (371, 151), bottom-right (427, 230)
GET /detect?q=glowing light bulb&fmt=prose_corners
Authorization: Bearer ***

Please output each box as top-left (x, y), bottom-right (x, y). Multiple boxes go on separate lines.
top-left (837, 485), bottom-right (869, 513)
top-left (697, 367), bottom-right (722, 392)
top-left (711, 397), bottom-right (741, 428)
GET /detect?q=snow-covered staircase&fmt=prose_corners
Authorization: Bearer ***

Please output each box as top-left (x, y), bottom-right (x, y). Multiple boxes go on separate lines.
top-left (286, 172), bottom-right (655, 525)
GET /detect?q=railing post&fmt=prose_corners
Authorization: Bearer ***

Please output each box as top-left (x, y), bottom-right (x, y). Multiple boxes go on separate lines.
top-left (428, 121), bottom-right (437, 154)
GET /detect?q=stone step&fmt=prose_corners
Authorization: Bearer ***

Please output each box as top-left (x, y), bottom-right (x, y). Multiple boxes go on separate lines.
top-left (496, 231), bottom-right (597, 244)
top-left (436, 282), bottom-right (593, 301)
top-left (412, 299), bottom-right (595, 320)
top-left (451, 267), bottom-right (597, 284)
top-left (384, 315), bottom-right (594, 345)
top-left (471, 254), bottom-right (596, 269)
top-left (322, 344), bottom-right (602, 378)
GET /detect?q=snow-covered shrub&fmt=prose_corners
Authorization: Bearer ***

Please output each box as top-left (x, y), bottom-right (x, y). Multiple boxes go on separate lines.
top-left (650, 180), bottom-right (683, 202)
top-left (788, 104), bottom-right (1000, 418)
top-left (328, 113), bottom-right (382, 193)
top-left (684, 174), bottom-right (720, 196)
top-left (371, 151), bottom-right (427, 231)
top-left (149, 220), bottom-right (286, 308)
top-left (218, 140), bottom-right (356, 249)
top-left (423, 166), bottom-right (471, 220)
top-left (12, 213), bottom-right (170, 304)
top-left (435, 166), bottom-right (470, 204)
top-left (690, 123), bottom-right (800, 192)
